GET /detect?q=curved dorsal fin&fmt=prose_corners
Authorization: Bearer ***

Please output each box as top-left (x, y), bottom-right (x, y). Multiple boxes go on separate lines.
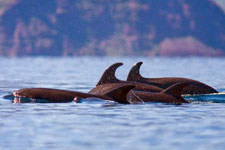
top-left (105, 84), bottom-right (135, 104)
top-left (127, 61), bottom-right (144, 81)
top-left (162, 82), bottom-right (189, 98)
top-left (96, 62), bottom-right (123, 86)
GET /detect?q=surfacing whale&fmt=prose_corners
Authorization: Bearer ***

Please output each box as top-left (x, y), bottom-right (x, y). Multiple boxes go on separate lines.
top-left (89, 62), bottom-right (163, 96)
top-left (127, 62), bottom-right (218, 95)
top-left (4, 84), bottom-right (135, 104)
top-left (127, 82), bottom-right (189, 104)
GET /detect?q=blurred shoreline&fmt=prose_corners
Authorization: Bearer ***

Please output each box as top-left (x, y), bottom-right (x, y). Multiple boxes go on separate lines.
top-left (0, 0), bottom-right (225, 57)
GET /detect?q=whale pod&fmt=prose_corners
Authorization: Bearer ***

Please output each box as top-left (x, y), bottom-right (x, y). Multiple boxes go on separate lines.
top-left (90, 62), bottom-right (163, 94)
top-left (127, 62), bottom-right (218, 95)
top-left (127, 82), bottom-right (189, 104)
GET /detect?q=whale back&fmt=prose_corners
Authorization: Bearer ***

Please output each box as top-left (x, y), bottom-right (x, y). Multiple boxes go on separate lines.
top-left (90, 62), bottom-right (164, 94)
top-left (127, 62), bottom-right (218, 94)
top-left (4, 84), bottom-right (135, 104)
top-left (127, 82), bottom-right (189, 104)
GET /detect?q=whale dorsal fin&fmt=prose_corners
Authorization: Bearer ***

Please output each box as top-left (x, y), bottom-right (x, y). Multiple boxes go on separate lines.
top-left (127, 62), bottom-right (144, 82)
top-left (105, 84), bottom-right (135, 104)
top-left (96, 62), bottom-right (123, 86)
top-left (162, 82), bottom-right (189, 99)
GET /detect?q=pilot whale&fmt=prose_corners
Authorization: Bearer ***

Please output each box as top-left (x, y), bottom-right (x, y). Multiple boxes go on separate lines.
top-left (87, 62), bottom-right (189, 104)
top-left (4, 85), bottom-right (135, 103)
top-left (127, 62), bottom-right (218, 95)
top-left (127, 82), bottom-right (189, 104)
top-left (89, 62), bottom-right (163, 96)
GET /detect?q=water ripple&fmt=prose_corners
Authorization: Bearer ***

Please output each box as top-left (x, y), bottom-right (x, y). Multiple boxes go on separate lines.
top-left (1, 57), bottom-right (225, 150)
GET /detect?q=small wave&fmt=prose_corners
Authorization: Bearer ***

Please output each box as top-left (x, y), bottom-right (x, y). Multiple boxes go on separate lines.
top-left (184, 92), bottom-right (225, 103)
top-left (76, 97), bottom-right (118, 104)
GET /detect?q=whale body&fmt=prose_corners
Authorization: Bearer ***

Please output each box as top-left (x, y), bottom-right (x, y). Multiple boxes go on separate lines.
top-left (89, 62), bottom-right (163, 95)
top-left (127, 82), bottom-right (189, 104)
top-left (127, 62), bottom-right (218, 95)
top-left (5, 84), bottom-right (135, 104)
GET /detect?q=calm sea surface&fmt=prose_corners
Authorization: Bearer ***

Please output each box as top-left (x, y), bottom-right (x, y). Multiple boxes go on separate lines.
top-left (1, 57), bottom-right (225, 150)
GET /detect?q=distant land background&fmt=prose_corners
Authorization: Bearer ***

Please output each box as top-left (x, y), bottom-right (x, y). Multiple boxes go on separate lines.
top-left (0, 0), bottom-right (225, 57)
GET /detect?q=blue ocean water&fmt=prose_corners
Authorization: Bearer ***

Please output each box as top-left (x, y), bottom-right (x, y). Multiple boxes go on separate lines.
top-left (1, 57), bottom-right (225, 150)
